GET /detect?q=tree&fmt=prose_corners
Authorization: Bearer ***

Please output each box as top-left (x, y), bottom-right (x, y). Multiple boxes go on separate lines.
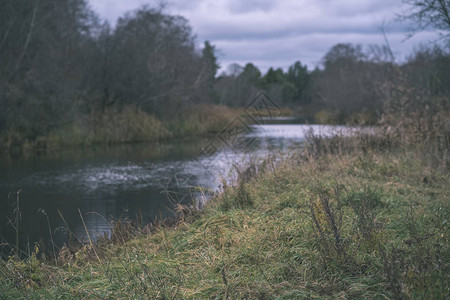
top-left (200, 41), bottom-right (220, 101)
top-left (202, 41), bottom-right (220, 83)
top-left (214, 63), bottom-right (262, 106)
top-left (286, 61), bottom-right (310, 104)
top-left (227, 63), bottom-right (244, 77)
top-left (0, 0), bottom-right (99, 136)
top-left (402, 0), bottom-right (450, 41)
top-left (259, 68), bottom-right (297, 105)
top-left (323, 43), bottom-right (365, 68)
top-left (108, 6), bottom-right (202, 114)
top-left (403, 45), bottom-right (450, 96)
top-left (312, 44), bottom-right (387, 122)
top-left (242, 63), bottom-right (262, 81)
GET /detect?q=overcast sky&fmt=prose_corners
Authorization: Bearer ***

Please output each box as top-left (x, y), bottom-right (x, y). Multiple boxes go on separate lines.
top-left (88, 0), bottom-right (440, 73)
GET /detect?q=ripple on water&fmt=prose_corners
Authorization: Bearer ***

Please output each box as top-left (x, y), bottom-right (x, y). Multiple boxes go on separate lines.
top-left (21, 162), bottom-right (188, 194)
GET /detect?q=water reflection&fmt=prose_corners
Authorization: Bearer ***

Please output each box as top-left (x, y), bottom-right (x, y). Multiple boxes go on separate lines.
top-left (0, 124), bottom-right (358, 254)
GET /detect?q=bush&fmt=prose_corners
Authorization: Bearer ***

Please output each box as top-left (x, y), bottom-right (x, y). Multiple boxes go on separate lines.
top-left (89, 106), bottom-right (170, 144)
top-left (168, 104), bottom-right (241, 136)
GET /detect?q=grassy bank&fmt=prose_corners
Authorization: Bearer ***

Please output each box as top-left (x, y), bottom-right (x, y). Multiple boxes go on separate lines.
top-left (1, 131), bottom-right (448, 299)
top-left (0, 104), bottom-right (242, 157)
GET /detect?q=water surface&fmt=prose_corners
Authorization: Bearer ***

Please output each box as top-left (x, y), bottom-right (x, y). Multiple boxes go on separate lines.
top-left (0, 123), bottom-right (355, 253)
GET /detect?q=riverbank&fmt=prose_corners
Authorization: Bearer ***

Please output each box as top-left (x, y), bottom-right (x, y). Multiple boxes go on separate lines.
top-left (0, 103), bottom-right (294, 159)
top-left (0, 104), bottom-right (243, 158)
top-left (1, 132), bottom-right (448, 299)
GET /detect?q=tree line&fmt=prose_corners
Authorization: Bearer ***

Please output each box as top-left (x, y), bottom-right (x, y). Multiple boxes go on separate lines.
top-left (0, 0), bottom-right (449, 149)
top-left (216, 42), bottom-right (449, 123)
top-left (0, 1), bottom-right (221, 141)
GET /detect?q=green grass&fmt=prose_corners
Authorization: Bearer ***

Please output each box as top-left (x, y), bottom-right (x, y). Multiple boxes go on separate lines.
top-left (1, 135), bottom-right (449, 299)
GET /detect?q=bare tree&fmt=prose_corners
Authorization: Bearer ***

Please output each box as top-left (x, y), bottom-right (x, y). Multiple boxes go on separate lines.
top-left (0, 0), bottom-right (99, 135)
top-left (401, 0), bottom-right (450, 41)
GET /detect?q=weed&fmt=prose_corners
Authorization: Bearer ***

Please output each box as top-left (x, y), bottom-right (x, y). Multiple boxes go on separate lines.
top-left (308, 183), bottom-right (347, 264)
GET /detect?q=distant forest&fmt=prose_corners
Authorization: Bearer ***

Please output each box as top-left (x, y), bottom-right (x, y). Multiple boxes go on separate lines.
top-left (1, 0), bottom-right (449, 152)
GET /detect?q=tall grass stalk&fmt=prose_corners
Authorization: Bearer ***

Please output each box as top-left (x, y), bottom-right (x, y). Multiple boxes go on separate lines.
top-left (38, 209), bottom-right (57, 265)
top-left (78, 208), bottom-right (100, 262)
top-left (14, 190), bottom-right (21, 256)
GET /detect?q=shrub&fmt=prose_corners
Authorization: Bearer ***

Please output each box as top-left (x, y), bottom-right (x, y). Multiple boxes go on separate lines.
top-left (89, 106), bottom-right (170, 143)
top-left (168, 104), bottom-right (241, 136)
top-left (308, 183), bottom-right (347, 264)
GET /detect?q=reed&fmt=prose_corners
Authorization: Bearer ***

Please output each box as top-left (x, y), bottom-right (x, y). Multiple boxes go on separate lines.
top-left (0, 104), bottom-right (243, 157)
top-left (12, 190), bottom-right (22, 257)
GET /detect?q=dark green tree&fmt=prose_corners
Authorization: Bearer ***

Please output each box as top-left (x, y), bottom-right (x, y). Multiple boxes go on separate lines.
top-left (200, 40), bottom-right (220, 102)
top-left (286, 61), bottom-right (310, 104)
top-left (202, 41), bottom-right (220, 84)
top-left (260, 67), bottom-right (296, 105)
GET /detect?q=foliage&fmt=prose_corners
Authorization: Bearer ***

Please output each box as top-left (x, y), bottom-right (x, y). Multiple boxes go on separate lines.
top-left (215, 61), bottom-right (311, 107)
top-left (0, 2), bottom-right (221, 150)
top-left (1, 0), bottom-right (450, 149)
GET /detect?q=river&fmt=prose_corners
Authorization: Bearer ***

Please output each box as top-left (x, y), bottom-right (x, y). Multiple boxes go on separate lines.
top-left (0, 121), bottom-right (356, 254)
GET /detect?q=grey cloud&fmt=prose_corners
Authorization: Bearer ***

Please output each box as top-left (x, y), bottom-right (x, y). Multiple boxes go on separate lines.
top-left (320, 0), bottom-right (402, 17)
top-left (88, 0), bottom-right (441, 74)
top-left (227, 0), bottom-right (277, 14)
top-left (215, 30), bottom-right (440, 73)
top-left (191, 16), bottom-right (408, 42)
top-left (166, 0), bottom-right (204, 11)
top-left (177, 0), bottom-right (410, 43)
